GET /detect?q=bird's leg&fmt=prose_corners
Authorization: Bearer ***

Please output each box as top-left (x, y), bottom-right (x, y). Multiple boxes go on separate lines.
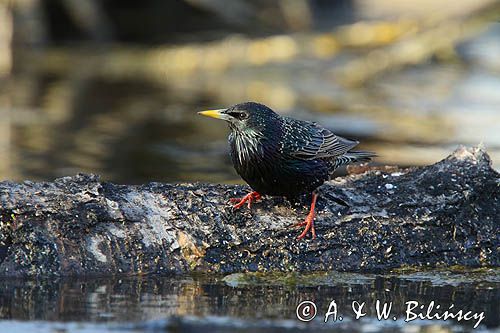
top-left (296, 192), bottom-right (319, 240)
top-left (230, 191), bottom-right (262, 209)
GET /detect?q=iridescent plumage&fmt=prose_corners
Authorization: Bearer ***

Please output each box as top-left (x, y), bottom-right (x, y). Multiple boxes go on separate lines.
top-left (225, 102), bottom-right (374, 198)
top-left (199, 101), bottom-right (375, 239)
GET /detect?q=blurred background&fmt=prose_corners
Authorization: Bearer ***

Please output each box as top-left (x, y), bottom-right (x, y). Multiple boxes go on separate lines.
top-left (0, 3), bottom-right (499, 332)
top-left (1, 0), bottom-right (499, 184)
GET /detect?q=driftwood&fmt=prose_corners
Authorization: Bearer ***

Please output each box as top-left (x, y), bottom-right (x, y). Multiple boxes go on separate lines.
top-left (0, 146), bottom-right (498, 277)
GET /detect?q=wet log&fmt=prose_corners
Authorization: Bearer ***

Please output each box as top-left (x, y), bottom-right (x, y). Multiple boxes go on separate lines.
top-left (0, 146), bottom-right (498, 277)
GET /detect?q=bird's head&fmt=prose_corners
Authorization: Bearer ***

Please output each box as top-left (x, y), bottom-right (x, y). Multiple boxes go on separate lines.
top-left (198, 102), bottom-right (280, 134)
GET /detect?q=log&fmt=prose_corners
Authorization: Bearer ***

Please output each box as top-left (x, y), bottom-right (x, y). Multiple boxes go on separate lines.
top-left (0, 146), bottom-right (498, 277)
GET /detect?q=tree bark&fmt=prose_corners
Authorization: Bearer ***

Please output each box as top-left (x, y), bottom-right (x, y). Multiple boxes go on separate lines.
top-left (0, 146), bottom-right (498, 277)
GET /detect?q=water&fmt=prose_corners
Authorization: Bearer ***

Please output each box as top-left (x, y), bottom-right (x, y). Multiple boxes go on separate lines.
top-left (1, 3), bottom-right (499, 332)
top-left (1, 22), bottom-right (500, 184)
top-left (0, 270), bottom-right (498, 332)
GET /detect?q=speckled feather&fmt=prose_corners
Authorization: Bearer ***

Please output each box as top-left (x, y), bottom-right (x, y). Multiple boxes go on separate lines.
top-left (225, 102), bottom-right (375, 198)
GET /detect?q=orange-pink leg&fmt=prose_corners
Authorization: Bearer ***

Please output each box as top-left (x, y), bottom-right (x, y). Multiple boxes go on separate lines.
top-left (230, 191), bottom-right (262, 209)
top-left (296, 192), bottom-right (319, 240)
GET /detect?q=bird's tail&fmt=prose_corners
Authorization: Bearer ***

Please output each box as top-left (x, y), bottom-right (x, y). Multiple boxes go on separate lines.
top-left (333, 150), bottom-right (376, 168)
top-left (344, 150), bottom-right (377, 163)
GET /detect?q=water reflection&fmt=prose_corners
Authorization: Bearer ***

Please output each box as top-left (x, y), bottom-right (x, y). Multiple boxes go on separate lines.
top-left (1, 4), bottom-right (499, 183)
top-left (0, 271), bottom-right (498, 331)
top-left (1, 2), bottom-right (498, 333)
top-left (3, 53), bottom-right (500, 184)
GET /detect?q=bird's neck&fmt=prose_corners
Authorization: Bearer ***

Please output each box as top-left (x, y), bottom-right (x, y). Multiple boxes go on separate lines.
top-left (229, 128), bottom-right (268, 166)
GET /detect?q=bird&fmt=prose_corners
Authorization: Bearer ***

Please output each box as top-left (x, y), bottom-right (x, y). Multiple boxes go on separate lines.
top-left (198, 102), bottom-right (375, 239)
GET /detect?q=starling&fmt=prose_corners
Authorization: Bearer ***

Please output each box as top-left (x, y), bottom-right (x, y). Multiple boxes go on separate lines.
top-left (198, 102), bottom-right (375, 239)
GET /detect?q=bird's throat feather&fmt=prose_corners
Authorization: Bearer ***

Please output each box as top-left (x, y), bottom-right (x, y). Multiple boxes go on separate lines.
top-left (230, 129), bottom-right (265, 165)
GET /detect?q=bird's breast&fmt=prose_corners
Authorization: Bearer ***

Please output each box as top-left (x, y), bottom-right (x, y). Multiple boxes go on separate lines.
top-left (229, 130), bottom-right (265, 166)
top-left (229, 130), bottom-right (276, 188)
top-left (228, 130), bottom-right (328, 197)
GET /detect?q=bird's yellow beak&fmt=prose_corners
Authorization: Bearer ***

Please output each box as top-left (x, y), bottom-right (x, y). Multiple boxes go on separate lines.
top-left (197, 109), bottom-right (226, 119)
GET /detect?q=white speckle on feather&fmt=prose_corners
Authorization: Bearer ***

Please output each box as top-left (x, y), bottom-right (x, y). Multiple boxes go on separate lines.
top-left (231, 128), bottom-right (264, 164)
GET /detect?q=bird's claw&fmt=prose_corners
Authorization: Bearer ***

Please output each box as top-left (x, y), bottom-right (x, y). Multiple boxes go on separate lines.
top-left (295, 192), bottom-right (319, 240)
top-left (230, 191), bottom-right (261, 209)
top-left (296, 212), bottom-right (316, 240)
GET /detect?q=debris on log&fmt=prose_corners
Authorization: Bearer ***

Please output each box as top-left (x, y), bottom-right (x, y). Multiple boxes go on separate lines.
top-left (0, 146), bottom-right (498, 277)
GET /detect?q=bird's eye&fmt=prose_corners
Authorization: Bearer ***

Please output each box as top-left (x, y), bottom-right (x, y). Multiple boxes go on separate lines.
top-left (229, 111), bottom-right (248, 120)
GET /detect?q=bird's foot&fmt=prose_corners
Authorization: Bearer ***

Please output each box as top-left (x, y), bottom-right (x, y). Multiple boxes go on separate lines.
top-left (296, 210), bottom-right (316, 240)
top-left (295, 192), bottom-right (318, 240)
top-left (230, 191), bottom-right (261, 209)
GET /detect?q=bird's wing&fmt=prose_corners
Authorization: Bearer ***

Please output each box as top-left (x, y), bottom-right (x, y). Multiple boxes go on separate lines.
top-left (285, 119), bottom-right (358, 160)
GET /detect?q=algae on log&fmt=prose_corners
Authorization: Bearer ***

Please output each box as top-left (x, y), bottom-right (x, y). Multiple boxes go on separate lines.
top-left (0, 146), bottom-right (498, 277)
